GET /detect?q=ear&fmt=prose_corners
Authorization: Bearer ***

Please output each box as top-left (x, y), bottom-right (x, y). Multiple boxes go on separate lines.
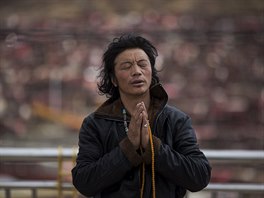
top-left (111, 76), bottom-right (118, 87)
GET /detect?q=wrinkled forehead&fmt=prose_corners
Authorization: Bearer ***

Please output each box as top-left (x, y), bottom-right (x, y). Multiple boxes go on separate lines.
top-left (114, 48), bottom-right (149, 64)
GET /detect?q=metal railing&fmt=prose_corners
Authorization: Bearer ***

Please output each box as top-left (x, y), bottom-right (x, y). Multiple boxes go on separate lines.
top-left (0, 147), bottom-right (263, 198)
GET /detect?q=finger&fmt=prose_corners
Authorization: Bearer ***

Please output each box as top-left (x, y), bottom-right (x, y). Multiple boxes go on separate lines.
top-left (131, 112), bottom-right (143, 130)
top-left (142, 117), bottom-right (149, 129)
top-left (137, 102), bottom-right (144, 113)
top-left (136, 113), bottom-right (143, 127)
top-left (134, 103), bottom-right (144, 122)
top-left (140, 102), bottom-right (148, 119)
top-left (141, 119), bottom-right (150, 149)
top-left (133, 103), bottom-right (142, 117)
top-left (141, 106), bottom-right (148, 125)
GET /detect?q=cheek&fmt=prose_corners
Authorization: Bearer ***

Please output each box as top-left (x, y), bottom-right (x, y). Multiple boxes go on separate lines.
top-left (146, 69), bottom-right (152, 80)
top-left (115, 72), bottom-right (129, 84)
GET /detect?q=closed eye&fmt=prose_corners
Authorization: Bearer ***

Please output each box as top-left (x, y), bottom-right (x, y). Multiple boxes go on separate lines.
top-left (137, 60), bottom-right (149, 68)
top-left (120, 62), bottom-right (132, 70)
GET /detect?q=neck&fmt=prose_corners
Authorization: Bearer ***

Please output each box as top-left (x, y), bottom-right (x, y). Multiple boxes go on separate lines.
top-left (120, 92), bottom-right (150, 115)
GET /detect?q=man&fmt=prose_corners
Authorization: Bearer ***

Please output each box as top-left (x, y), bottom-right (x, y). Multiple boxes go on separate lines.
top-left (72, 34), bottom-right (211, 198)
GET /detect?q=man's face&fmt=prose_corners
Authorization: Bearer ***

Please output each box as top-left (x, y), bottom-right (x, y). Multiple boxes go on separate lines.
top-left (113, 48), bottom-right (152, 98)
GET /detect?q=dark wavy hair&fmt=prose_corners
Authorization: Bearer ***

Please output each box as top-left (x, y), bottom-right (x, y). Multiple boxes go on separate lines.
top-left (97, 34), bottom-right (159, 99)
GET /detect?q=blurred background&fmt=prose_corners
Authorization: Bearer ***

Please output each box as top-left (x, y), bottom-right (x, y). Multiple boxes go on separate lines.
top-left (0, 0), bottom-right (263, 197)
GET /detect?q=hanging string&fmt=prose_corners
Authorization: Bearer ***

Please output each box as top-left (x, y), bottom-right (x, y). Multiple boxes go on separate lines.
top-left (148, 125), bottom-right (156, 198)
top-left (57, 146), bottom-right (63, 198)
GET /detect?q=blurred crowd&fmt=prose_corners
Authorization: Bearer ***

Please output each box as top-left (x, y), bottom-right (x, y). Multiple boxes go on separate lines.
top-left (0, 9), bottom-right (263, 150)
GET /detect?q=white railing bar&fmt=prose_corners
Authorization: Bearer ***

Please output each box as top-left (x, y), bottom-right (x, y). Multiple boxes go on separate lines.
top-left (203, 149), bottom-right (264, 161)
top-left (0, 147), bottom-right (78, 161)
top-left (205, 183), bottom-right (264, 192)
top-left (0, 181), bottom-right (73, 190)
top-left (0, 181), bottom-right (263, 192)
top-left (0, 148), bottom-right (263, 162)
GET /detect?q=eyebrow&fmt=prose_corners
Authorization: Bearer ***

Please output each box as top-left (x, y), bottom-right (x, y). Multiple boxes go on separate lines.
top-left (119, 59), bottom-right (148, 64)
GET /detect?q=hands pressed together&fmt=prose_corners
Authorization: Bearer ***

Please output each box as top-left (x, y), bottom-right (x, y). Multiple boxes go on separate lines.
top-left (127, 102), bottom-right (150, 150)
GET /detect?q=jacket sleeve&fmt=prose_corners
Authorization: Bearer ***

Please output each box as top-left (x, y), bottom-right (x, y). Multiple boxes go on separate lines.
top-left (71, 116), bottom-right (134, 197)
top-left (155, 114), bottom-right (211, 192)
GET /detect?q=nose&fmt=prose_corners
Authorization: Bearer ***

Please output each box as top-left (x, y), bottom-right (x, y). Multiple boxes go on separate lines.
top-left (131, 64), bottom-right (141, 76)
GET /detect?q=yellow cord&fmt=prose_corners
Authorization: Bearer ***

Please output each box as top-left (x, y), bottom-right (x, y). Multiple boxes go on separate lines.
top-left (148, 125), bottom-right (156, 198)
top-left (140, 126), bottom-right (156, 198)
top-left (57, 146), bottom-right (63, 198)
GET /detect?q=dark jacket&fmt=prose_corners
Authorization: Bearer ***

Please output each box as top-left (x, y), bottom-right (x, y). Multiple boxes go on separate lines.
top-left (72, 84), bottom-right (211, 198)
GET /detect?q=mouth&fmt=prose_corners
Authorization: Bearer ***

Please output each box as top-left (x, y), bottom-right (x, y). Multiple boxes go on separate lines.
top-left (130, 79), bottom-right (145, 86)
